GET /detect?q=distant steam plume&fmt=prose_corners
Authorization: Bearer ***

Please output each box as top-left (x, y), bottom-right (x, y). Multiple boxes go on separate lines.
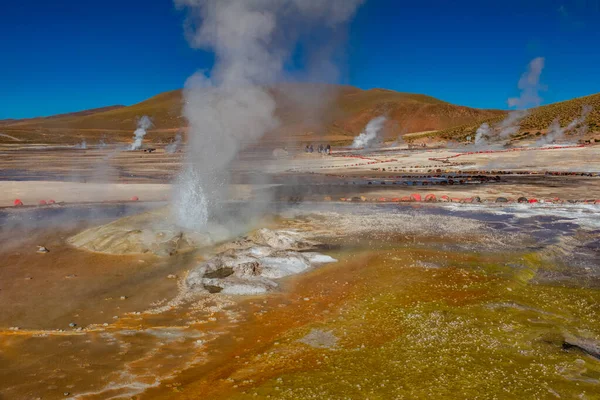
top-left (74, 139), bottom-right (87, 149)
top-left (536, 105), bottom-right (593, 146)
top-left (474, 123), bottom-right (490, 146)
top-left (475, 57), bottom-right (546, 146)
top-left (508, 57), bottom-right (545, 109)
top-left (389, 130), bottom-right (406, 147)
top-left (173, 0), bottom-right (364, 231)
top-left (130, 116), bottom-right (153, 151)
top-left (351, 116), bottom-right (386, 149)
top-left (165, 132), bottom-right (183, 153)
top-left (98, 136), bottom-right (108, 148)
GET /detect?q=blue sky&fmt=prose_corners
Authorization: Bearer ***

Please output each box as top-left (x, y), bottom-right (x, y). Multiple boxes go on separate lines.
top-left (1, 0), bottom-right (599, 119)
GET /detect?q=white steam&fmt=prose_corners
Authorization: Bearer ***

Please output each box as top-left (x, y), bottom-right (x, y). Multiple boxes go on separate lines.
top-left (130, 116), bottom-right (153, 151)
top-left (173, 166), bottom-right (209, 228)
top-left (173, 0), bottom-right (364, 232)
top-left (508, 57), bottom-right (545, 109)
top-left (351, 116), bottom-right (386, 149)
top-left (165, 132), bottom-right (183, 153)
top-left (475, 57), bottom-right (545, 146)
top-left (474, 123), bottom-right (490, 146)
top-left (497, 109), bottom-right (529, 139)
top-left (74, 139), bottom-right (87, 149)
top-left (536, 105), bottom-right (593, 146)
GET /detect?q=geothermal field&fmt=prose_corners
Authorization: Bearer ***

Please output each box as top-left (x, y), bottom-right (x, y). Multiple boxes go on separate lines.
top-left (2, 137), bottom-right (600, 399)
top-left (2, 1), bottom-right (600, 400)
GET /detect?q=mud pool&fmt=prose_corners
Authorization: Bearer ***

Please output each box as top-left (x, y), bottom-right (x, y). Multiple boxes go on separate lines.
top-left (1, 203), bottom-right (600, 399)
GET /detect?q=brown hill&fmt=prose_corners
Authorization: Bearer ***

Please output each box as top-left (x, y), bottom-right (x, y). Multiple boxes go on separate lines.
top-left (0, 85), bottom-right (504, 144)
top-left (432, 92), bottom-right (600, 142)
top-left (0, 105), bottom-right (126, 127)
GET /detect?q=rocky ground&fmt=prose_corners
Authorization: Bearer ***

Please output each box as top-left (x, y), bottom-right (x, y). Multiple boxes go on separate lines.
top-left (2, 142), bottom-right (600, 399)
top-left (3, 142), bottom-right (600, 208)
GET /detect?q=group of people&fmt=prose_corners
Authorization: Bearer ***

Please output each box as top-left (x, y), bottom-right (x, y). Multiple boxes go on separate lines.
top-left (305, 143), bottom-right (331, 155)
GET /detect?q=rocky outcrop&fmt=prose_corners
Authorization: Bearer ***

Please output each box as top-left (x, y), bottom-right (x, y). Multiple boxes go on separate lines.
top-left (563, 334), bottom-right (600, 360)
top-left (185, 229), bottom-right (336, 295)
top-left (68, 207), bottom-right (212, 256)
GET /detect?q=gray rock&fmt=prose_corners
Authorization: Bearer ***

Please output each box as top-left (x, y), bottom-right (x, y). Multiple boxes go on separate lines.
top-left (185, 229), bottom-right (336, 296)
top-left (563, 334), bottom-right (600, 360)
top-left (298, 329), bottom-right (338, 349)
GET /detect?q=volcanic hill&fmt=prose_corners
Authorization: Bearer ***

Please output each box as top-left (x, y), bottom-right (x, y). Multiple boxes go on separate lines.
top-left (0, 85), bottom-right (504, 145)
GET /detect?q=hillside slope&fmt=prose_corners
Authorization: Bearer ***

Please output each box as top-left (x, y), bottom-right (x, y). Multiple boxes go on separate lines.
top-left (0, 85), bottom-right (504, 144)
top-left (433, 93), bottom-right (600, 142)
top-left (0, 105), bottom-right (125, 127)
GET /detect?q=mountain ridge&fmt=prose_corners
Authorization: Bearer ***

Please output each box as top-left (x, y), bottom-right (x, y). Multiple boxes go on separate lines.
top-left (15, 85), bottom-right (600, 145)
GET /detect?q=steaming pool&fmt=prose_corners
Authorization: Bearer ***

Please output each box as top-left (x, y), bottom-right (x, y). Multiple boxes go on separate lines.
top-left (1, 202), bottom-right (600, 399)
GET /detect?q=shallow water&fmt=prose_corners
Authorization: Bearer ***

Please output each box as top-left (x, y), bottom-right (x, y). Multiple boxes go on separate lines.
top-left (1, 203), bottom-right (599, 399)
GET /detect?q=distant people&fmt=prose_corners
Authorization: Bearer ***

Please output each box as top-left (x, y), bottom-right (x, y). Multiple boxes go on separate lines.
top-left (326, 144), bottom-right (331, 155)
top-left (305, 144), bottom-right (310, 153)
top-left (309, 144), bottom-right (314, 153)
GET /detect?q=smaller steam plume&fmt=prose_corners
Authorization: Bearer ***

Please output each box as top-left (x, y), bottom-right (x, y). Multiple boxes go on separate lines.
top-left (352, 116), bottom-right (386, 149)
top-left (536, 105), bottom-right (593, 146)
top-left (508, 57), bottom-right (545, 109)
top-left (130, 116), bottom-right (153, 150)
top-left (74, 139), bottom-right (87, 149)
top-left (388, 122), bottom-right (407, 147)
top-left (474, 57), bottom-right (545, 146)
top-left (497, 109), bottom-right (529, 139)
top-left (474, 123), bottom-right (490, 146)
top-left (165, 132), bottom-right (183, 153)
top-left (388, 134), bottom-right (405, 148)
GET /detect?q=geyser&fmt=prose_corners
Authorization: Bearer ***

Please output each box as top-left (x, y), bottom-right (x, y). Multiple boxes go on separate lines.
top-left (173, 0), bottom-right (365, 232)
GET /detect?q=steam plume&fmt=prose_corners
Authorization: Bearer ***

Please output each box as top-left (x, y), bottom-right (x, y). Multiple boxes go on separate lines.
top-left (130, 116), bottom-right (153, 151)
top-left (474, 123), bottom-right (490, 146)
top-left (74, 139), bottom-right (87, 149)
top-left (536, 105), bottom-right (593, 146)
top-left (173, 0), bottom-right (364, 231)
top-left (475, 57), bottom-right (545, 146)
top-left (508, 57), bottom-right (545, 109)
top-left (165, 132), bottom-right (183, 153)
top-left (351, 116), bottom-right (386, 149)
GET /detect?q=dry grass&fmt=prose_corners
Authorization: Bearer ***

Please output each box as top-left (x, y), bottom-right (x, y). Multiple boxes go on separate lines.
top-left (520, 92), bottom-right (600, 131)
top-left (431, 93), bottom-right (600, 142)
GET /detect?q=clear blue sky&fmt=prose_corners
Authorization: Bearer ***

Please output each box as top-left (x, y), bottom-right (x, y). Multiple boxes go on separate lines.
top-left (1, 0), bottom-right (599, 119)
